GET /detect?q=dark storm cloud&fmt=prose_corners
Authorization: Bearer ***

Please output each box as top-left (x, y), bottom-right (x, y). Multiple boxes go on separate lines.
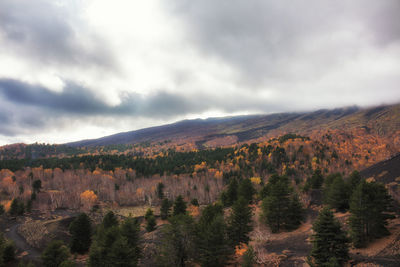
top-left (0, 78), bottom-right (285, 136)
top-left (0, 79), bottom-right (113, 114)
top-left (167, 0), bottom-right (400, 85)
top-left (0, 0), bottom-right (115, 68)
top-left (0, 79), bottom-right (189, 116)
top-left (0, 79), bottom-right (216, 119)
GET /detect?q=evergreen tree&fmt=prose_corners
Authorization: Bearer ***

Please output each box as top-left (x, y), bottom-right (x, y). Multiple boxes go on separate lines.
top-left (238, 178), bottom-right (256, 203)
top-left (325, 176), bottom-right (350, 212)
top-left (120, 217), bottom-right (141, 251)
top-left (32, 179), bottom-right (42, 193)
top-left (259, 174), bottom-right (280, 199)
top-left (349, 181), bottom-right (393, 247)
top-left (59, 260), bottom-right (76, 267)
top-left (102, 211), bottom-right (118, 228)
top-left (157, 214), bottom-right (195, 267)
top-left (69, 213), bottom-right (92, 254)
top-left (241, 245), bottom-right (255, 267)
top-left (228, 197), bottom-right (253, 246)
top-left (261, 175), bottom-right (303, 232)
top-left (222, 178), bottom-right (238, 207)
top-left (196, 204), bottom-right (232, 267)
top-left (173, 195), bottom-right (187, 216)
top-left (108, 237), bottom-right (139, 267)
top-left (308, 208), bottom-right (349, 266)
top-left (26, 199), bottom-right (32, 212)
top-left (190, 198), bottom-right (199, 207)
top-left (157, 182), bottom-right (165, 199)
top-left (9, 199), bottom-right (24, 216)
top-left (145, 208), bottom-right (156, 232)
top-left (2, 241), bottom-right (15, 263)
top-left (160, 198), bottom-right (172, 220)
top-left (89, 216), bottom-right (141, 267)
top-left (304, 169), bottom-right (324, 191)
top-left (324, 173), bottom-right (342, 189)
top-left (146, 215), bottom-right (156, 232)
top-left (286, 193), bottom-right (305, 231)
top-left (145, 208), bottom-right (154, 220)
top-left (88, 226), bottom-right (120, 267)
top-left (41, 240), bottom-right (71, 267)
top-left (347, 171), bottom-right (361, 192)
top-left (0, 233), bottom-right (4, 267)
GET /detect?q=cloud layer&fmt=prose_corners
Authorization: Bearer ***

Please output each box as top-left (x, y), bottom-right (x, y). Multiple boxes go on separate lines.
top-left (0, 0), bottom-right (399, 144)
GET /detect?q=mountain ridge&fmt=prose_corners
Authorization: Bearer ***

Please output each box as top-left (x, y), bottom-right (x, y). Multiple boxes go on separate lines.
top-left (65, 103), bottom-right (400, 148)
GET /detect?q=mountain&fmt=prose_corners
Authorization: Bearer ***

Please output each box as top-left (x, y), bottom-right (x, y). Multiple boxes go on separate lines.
top-left (67, 103), bottom-right (400, 148)
top-left (361, 152), bottom-right (400, 184)
top-left (360, 153), bottom-right (400, 206)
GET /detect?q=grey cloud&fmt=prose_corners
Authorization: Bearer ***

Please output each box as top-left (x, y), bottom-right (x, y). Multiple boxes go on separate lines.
top-left (0, 79), bottom-right (113, 115)
top-left (0, 0), bottom-right (115, 69)
top-left (167, 0), bottom-right (400, 85)
top-left (0, 79), bottom-right (211, 118)
top-left (355, 1), bottom-right (400, 46)
top-left (0, 78), bottom-right (286, 136)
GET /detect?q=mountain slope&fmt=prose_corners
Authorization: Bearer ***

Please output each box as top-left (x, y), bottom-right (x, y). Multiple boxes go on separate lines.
top-left (67, 104), bottom-right (400, 148)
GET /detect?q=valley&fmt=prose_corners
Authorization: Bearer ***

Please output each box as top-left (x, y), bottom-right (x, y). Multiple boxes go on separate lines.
top-left (0, 104), bottom-right (400, 266)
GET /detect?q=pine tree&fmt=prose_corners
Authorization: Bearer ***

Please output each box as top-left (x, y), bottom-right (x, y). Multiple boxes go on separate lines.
top-left (0, 233), bottom-right (4, 267)
top-left (223, 178), bottom-right (238, 206)
top-left (286, 193), bottom-right (305, 231)
top-left (157, 214), bottom-right (195, 267)
top-left (196, 211), bottom-right (232, 267)
top-left (325, 176), bottom-right (350, 212)
top-left (146, 215), bottom-right (156, 232)
top-left (145, 208), bottom-right (156, 232)
top-left (69, 213), bottom-right (92, 254)
top-left (190, 198), bottom-right (199, 206)
top-left (59, 260), bottom-right (76, 267)
top-left (9, 199), bottom-right (24, 216)
top-left (259, 174), bottom-right (280, 199)
top-left (238, 178), bottom-right (256, 203)
top-left (308, 208), bottom-right (349, 266)
top-left (88, 226), bottom-right (121, 267)
top-left (108, 237), bottom-right (139, 267)
top-left (349, 181), bottom-right (393, 247)
top-left (305, 169), bottom-right (324, 191)
top-left (2, 240), bottom-right (15, 264)
top-left (261, 175), bottom-right (303, 232)
top-left (156, 182), bottom-right (165, 199)
top-left (102, 211), bottom-right (118, 228)
top-left (89, 216), bottom-right (141, 267)
top-left (228, 197), bottom-right (253, 246)
top-left (173, 195), bottom-right (187, 216)
top-left (145, 208), bottom-right (154, 220)
top-left (120, 217), bottom-right (141, 252)
top-left (241, 245), bottom-right (255, 267)
top-left (41, 240), bottom-right (71, 267)
top-left (347, 171), bottom-right (361, 192)
top-left (32, 179), bottom-right (42, 193)
top-left (161, 199), bottom-right (172, 220)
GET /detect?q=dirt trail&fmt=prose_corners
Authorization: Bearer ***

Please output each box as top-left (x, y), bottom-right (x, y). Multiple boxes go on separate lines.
top-left (5, 222), bottom-right (41, 261)
top-left (3, 210), bottom-right (79, 262)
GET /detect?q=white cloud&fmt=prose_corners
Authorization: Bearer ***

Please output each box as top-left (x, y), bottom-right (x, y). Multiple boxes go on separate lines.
top-left (0, 0), bottom-right (399, 145)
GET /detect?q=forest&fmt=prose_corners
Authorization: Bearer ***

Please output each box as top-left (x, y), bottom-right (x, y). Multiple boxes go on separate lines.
top-left (0, 132), bottom-right (399, 266)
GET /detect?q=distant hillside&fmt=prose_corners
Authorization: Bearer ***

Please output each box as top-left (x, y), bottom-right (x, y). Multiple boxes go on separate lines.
top-left (360, 153), bottom-right (400, 206)
top-left (67, 103), bottom-right (400, 148)
top-left (361, 153), bottom-right (400, 184)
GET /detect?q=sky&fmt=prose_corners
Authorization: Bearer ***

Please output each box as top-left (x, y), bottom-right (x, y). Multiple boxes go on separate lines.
top-left (0, 0), bottom-right (399, 145)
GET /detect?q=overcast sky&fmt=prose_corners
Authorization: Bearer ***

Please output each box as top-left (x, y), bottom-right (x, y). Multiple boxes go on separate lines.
top-left (0, 0), bottom-right (399, 145)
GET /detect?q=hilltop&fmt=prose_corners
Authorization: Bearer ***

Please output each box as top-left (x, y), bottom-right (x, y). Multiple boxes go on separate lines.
top-left (65, 103), bottom-right (400, 149)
